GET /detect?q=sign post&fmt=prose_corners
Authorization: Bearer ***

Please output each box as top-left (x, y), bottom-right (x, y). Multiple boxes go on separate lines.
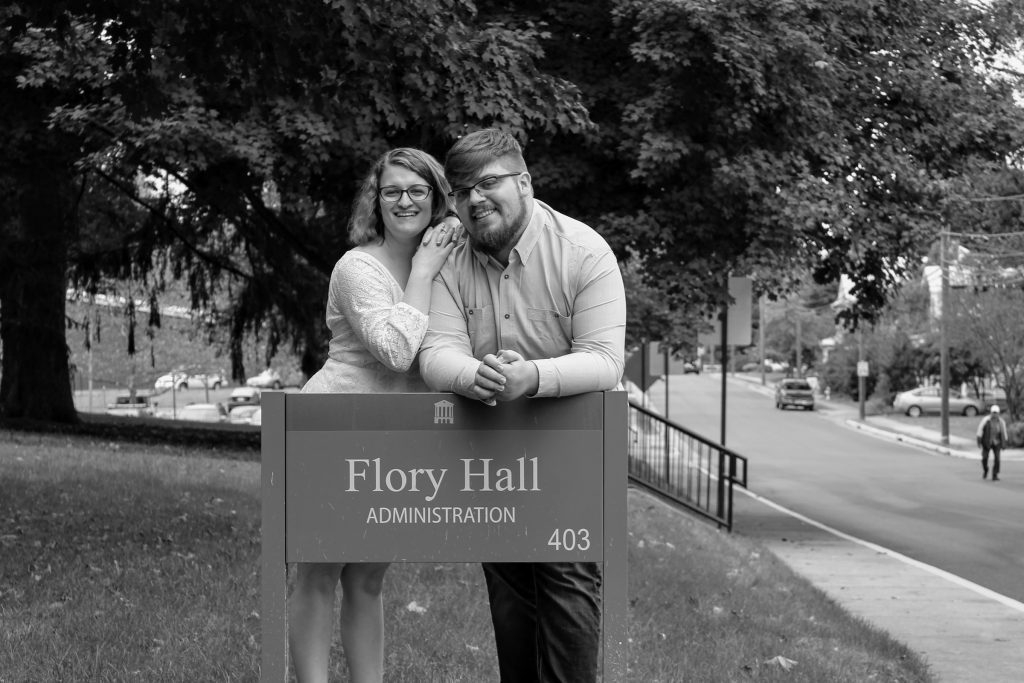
top-left (261, 391), bottom-right (627, 681)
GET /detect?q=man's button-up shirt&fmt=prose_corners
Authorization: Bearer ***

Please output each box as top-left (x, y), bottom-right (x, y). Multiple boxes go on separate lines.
top-left (419, 199), bottom-right (626, 398)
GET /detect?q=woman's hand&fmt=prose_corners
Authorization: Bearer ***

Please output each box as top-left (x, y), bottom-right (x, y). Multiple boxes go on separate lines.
top-left (412, 219), bottom-right (459, 278)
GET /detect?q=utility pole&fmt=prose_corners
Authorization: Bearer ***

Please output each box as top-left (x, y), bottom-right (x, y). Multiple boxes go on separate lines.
top-left (759, 295), bottom-right (766, 386)
top-left (794, 313), bottom-right (802, 377)
top-left (858, 326), bottom-right (866, 421)
top-left (940, 228), bottom-right (950, 446)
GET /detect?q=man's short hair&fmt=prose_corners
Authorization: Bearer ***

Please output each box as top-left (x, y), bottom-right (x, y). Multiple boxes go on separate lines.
top-left (444, 128), bottom-right (527, 188)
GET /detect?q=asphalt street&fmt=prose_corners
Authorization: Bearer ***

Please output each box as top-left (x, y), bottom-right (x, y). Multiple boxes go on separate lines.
top-left (647, 372), bottom-right (1024, 603)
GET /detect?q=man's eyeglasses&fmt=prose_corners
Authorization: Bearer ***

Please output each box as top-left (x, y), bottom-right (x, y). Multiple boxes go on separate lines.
top-left (379, 185), bottom-right (432, 203)
top-left (447, 172), bottom-right (523, 202)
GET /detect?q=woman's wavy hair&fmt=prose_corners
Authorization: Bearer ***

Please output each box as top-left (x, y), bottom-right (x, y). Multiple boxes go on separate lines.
top-left (347, 148), bottom-right (454, 246)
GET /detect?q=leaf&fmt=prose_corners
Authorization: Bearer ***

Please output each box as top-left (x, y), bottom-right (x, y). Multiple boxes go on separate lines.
top-left (764, 655), bottom-right (798, 671)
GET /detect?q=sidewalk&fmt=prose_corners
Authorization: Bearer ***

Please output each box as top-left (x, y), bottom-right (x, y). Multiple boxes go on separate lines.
top-left (726, 374), bottom-right (1024, 682)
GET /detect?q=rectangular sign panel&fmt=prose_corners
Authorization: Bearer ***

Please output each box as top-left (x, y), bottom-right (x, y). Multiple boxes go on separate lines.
top-left (261, 391), bottom-right (627, 682)
top-left (286, 427), bottom-right (604, 562)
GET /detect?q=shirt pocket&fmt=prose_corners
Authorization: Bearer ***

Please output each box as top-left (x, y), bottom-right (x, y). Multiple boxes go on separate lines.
top-left (527, 307), bottom-right (571, 344)
top-left (466, 306), bottom-right (495, 350)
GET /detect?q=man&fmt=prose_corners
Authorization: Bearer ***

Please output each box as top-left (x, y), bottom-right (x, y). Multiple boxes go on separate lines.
top-left (977, 404), bottom-right (1008, 481)
top-left (419, 128), bottom-right (626, 682)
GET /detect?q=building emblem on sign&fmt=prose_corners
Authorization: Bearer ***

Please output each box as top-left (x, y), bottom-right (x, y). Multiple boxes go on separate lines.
top-left (433, 400), bottom-right (454, 424)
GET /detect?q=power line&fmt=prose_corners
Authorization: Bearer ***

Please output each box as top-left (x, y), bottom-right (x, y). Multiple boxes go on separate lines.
top-left (950, 193), bottom-right (1024, 203)
top-left (943, 229), bottom-right (1024, 238)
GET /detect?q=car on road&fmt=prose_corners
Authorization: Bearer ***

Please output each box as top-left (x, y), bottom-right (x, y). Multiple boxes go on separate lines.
top-left (775, 378), bottom-right (815, 411)
top-left (246, 368), bottom-right (283, 389)
top-left (228, 386), bottom-right (261, 409)
top-left (177, 402), bottom-right (228, 422)
top-left (682, 361), bottom-right (700, 374)
top-left (892, 386), bottom-right (985, 417)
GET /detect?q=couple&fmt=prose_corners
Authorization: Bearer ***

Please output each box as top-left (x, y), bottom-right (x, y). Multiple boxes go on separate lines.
top-left (291, 128), bottom-right (627, 683)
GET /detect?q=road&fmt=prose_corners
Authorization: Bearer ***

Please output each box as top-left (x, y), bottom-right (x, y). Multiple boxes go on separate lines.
top-left (647, 372), bottom-right (1024, 603)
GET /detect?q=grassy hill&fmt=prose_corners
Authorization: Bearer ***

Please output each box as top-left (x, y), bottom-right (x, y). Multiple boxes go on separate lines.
top-left (63, 299), bottom-right (305, 394)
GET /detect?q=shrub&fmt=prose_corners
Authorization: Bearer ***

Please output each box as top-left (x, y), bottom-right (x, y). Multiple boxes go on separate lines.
top-left (1007, 422), bottom-right (1024, 448)
top-left (865, 397), bottom-right (893, 416)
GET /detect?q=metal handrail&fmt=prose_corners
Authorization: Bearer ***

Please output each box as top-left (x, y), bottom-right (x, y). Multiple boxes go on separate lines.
top-left (627, 399), bottom-right (748, 530)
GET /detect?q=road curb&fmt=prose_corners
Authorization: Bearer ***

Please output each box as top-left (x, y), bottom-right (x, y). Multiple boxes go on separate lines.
top-left (843, 418), bottom-right (978, 460)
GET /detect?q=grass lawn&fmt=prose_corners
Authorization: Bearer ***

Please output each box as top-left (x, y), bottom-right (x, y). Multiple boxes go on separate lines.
top-left (879, 413), bottom-right (983, 446)
top-left (0, 424), bottom-right (934, 682)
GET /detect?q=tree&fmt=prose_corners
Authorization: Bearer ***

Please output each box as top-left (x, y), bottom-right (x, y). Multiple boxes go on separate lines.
top-left (761, 281), bottom-right (838, 372)
top-left (479, 0), bottom-right (1024, 324)
top-left (947, 285), bottom-right (1024, 420)
top-left (0, 0), bottom-right (593, 421)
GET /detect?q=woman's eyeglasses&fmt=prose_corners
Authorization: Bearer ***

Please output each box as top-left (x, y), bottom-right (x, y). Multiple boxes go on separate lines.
top-left (379, 185), bottom-right (432, 203)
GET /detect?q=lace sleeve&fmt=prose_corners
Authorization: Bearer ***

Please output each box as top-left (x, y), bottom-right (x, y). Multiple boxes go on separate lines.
top-left (331, 253), bottom-right (428, 372)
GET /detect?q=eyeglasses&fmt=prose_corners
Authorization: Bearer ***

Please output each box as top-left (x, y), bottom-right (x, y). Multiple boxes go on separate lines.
top-left (379, 185), bottom-right (432, 203)
top-left (447, 172), bottom-right (523, 202)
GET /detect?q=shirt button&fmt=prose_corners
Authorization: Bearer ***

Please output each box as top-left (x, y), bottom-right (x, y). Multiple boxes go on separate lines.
top-left (504, 274), bottom-right (509, 279)
top-left (469, 310), bottom-right (474, 315)
top-left (504, 314), bottom-right (510, 319)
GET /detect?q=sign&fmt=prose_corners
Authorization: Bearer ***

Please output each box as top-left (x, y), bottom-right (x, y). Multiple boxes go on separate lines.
top-left (624, 342), bottom-right (693, 390)
top-left (261, 391), bottom-right (627, 681)
top-left (698, 276), bottom-right (754, 347)
top-left (857, 361), bottom-right (869, 378)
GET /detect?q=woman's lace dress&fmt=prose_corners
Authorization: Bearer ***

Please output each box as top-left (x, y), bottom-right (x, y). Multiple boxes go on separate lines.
top-left (302, 250), bottom-right (429, 394)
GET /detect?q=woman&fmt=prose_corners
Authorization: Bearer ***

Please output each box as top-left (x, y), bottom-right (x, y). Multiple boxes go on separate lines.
top-left (289, 147), bottom-right (459, 683)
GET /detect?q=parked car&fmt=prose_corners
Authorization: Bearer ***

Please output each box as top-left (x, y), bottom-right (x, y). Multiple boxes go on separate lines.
top-left (246, 368), bottom-right (283, 389)
top-left (228, 386), bottom-right (261, 409)
top-left (228, 404), bottom-right (260, 425)
top-left (154, 369), bottom-right (227, 391)
top-left (177, 402), bottom-right (228, 422)
top-left (682, 361), bottom-right (700, 374)
top-left (775, 379), bottom-right (815, 411)
top-left (105, 394), bottom-right (156, 417)
top-left (154, 370), bottom-right (190, 391)
top-left (975, 387), bottom-right (1008, 411)
top-left (892, 386), bottom-right (985, 417)
top-left (186, 371), bottom-right (227, 389)
top-left (249, 407), bottom-right (262, 427)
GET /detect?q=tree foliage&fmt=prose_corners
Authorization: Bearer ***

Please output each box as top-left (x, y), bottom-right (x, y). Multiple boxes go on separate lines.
top-left (3, 0), bottom-right (1024, 423)
top-left (948, 286), bottom-right (1024, 420)
top-left (0, 0), bottom-right (592, 420)
top-left (479, 0), bottom-right (1024, 322)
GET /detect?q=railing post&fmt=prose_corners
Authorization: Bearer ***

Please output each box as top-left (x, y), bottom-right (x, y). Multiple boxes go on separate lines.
top-left (716, 450), bottom-right (726, 521)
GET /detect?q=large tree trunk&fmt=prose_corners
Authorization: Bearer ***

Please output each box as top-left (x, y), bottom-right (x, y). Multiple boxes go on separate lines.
top-left (0, 165), bottom-right (78, 423)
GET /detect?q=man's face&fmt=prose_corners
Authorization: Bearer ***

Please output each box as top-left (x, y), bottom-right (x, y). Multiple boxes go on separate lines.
top-left (452, 161), bottom-right (532, 256)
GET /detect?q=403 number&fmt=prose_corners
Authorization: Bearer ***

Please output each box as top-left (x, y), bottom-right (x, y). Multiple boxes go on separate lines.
top-left (547, 528), bottom-right (591, 552)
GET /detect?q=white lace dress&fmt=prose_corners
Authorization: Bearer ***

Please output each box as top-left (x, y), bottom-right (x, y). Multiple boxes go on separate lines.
top-left (302, 250), bottom-right (429, 394)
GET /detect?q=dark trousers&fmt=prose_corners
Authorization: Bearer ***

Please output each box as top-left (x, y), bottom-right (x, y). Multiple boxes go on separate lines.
top-left (982, 445), bottom-right (1002, 477)
top-left (482, 561), bottom-right (602, 683)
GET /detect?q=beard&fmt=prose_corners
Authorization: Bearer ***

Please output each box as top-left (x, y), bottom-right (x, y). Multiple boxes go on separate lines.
top-left (469, 195), bottom-right (530, 256)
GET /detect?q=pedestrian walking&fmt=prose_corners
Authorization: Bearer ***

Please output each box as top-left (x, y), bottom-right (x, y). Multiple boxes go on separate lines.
top-left (976, 405), bottom-right (1008, 481)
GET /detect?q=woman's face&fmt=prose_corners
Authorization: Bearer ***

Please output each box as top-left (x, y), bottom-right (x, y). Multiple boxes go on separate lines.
top-left (378, 164), bottom-right (434, 243)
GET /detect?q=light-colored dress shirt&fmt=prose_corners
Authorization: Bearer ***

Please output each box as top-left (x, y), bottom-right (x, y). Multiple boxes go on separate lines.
top-left (302, 250), bottom-right (428, 394)
top-left (419, 199), bottom-right (626, 398)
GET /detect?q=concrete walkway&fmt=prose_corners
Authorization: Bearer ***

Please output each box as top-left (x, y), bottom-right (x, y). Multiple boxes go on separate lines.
top-left (726, 375), bottom-right (1024, 682)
